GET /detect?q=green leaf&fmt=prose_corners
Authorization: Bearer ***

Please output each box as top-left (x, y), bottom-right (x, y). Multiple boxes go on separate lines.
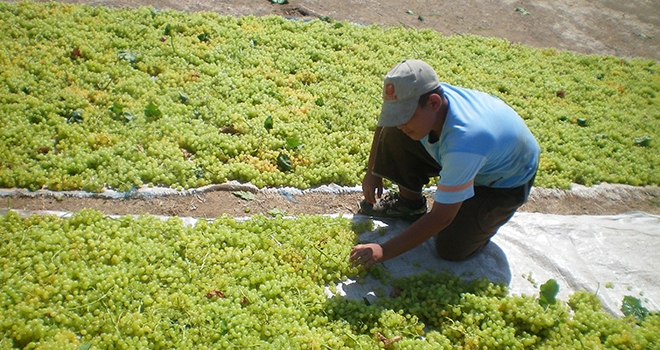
top-left (122, 111), bottom-right (134, 122)
top-left (315, 97), bottom-right (325, 106)
top-left (621, 295), bottom-right (649, 321)
top-left (144, 103), bottom-right (162, 120)
top-left (179, 92), bottom-right (189, 104)
top-left (110, 104), bottom-right (133, 122)
top-left (232, 190), bottom-right (255, 201)
top-left (286, 137), bottom-right (303, 150)
top-left (634, 136), bottom-right (651, 147)
top-left (277, 153), bottom-right (292, 172)
top-left (78, 343), bottom-right (92, 350)
top-left (109, 103), bottom-right (124, 117)
top-left (267, 207), bottom-right (288, 217)
top-left (515, 7), bottom-right (530, 15)
top-left (264, 116), bottom-right (273, 131)
top-left (117, 50), bottom-right (137, 63)
top-left (67, 109), bottom-right (83, 123)
top-left (197, 33), bottom-right (211, 42)
top-left (539, 279), bottom-right (559, 308)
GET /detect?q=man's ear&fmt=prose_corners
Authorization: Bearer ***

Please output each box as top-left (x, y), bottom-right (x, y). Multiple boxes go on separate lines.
top-left (428, 93), bottom-right (443, 111)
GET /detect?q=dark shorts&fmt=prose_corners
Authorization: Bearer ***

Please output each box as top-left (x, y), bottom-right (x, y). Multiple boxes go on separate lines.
top-left (372, 127), bottom-right (536, 261)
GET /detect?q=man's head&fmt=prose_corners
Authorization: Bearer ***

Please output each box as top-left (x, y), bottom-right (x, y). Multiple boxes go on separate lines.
top-left (377, 60), bottom-right (441, 127)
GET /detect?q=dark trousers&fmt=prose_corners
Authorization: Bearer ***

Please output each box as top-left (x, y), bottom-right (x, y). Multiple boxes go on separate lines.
top-left (372, 127), bottom-right (535, 261)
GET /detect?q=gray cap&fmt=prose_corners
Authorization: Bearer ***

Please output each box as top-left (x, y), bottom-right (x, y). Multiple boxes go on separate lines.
top-left (377, 60), bottom-right (441, 127)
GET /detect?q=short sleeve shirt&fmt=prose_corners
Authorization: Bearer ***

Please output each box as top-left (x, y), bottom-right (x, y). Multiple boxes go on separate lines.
top-left (421, 84), bottom-right (540, 204)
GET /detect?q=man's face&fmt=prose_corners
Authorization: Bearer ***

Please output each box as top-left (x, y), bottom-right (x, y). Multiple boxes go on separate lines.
top-left (396, 103), bottom-right (436, 141)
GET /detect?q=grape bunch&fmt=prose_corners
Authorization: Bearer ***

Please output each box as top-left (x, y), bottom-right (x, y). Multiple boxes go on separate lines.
top-left (1, 210), bottom-right (658, 349)
top-left (0, 1), bottom-right (658, 193)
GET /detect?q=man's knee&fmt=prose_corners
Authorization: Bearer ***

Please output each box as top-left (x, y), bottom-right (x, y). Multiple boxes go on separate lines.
top-left (435, 237), bottom-right (490, 261)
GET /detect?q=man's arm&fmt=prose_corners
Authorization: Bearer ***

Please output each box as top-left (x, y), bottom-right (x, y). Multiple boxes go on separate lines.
top-left (350, 201), bottom-right (462, 269)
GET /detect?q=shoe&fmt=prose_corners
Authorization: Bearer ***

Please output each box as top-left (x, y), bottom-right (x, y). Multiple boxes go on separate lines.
top-left (358, 192), bottom-right (427, 221)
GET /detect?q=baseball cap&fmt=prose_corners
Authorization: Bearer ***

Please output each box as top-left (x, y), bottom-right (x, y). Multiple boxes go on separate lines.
top-left (377, 60), bottom-right (441, 127)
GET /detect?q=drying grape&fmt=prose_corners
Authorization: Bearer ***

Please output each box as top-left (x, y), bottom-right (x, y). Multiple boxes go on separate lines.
top-left (0, 2), bottom-right (658, 193)
top-left (1, 210), bottom-right (658, 348)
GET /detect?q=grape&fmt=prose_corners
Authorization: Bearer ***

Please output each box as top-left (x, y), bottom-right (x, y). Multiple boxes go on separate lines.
top-left (1, 209), bottom-right (658, 348)
top-left (0, 2), bottom-right (658, 193)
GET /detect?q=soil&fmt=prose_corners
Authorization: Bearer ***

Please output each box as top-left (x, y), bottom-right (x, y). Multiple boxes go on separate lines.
top-left (3, 0), bottom-right (660, 218)
top-left (4, 185), bottom-right (660, 218)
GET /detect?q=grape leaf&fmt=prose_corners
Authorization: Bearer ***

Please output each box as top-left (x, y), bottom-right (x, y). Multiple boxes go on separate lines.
top-left (324, 119), bottom-right (333, 129)
top-left (179, 92), bottom-right (189, 104)
top-left (634, 136), bottom-right (651, 147)
top-left (286, 137), bottom-right (303, 150)
top-left (122, 111), bottom-right (134, 122)
top-left (117, 50), bottom-right (137, 63)
top-left (197, 33), bottom-right (211, 42)
top-left (621, 295), bottom-right (649, 321)
top-left (144, 103), bottom-right (162, 120)
top-left (67, 109), bottom-right (83, 123)
top-left (516, 7), bottom-right (530, 15)
top-left (539, 279), bottom-right (559, 308)
top-left (277, 152), bottom-right (292, 172)
top-left (78, 343), bottom-right (92, 350)
top-left (163, 23), bottom-right (173, 36)
top-left (232, 190), bottom-right (255, 201)
top-left (264, 116), bottom-right (274, 131)
top-left (267, 207), bottom-right (288, 217)
top-left (109, 103), bottom-right (125, 117)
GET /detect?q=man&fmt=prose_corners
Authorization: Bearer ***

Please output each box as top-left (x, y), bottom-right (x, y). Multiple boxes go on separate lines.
top-left (349, 59), bottom-right (540, 269)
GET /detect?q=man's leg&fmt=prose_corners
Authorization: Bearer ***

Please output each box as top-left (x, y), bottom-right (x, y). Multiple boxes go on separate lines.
top-left (371, 127), bottom-right (440, 195)
top-left (359, 127), bottom-right (441, 220)
top-left (434, 181), bottom-right (532, 261)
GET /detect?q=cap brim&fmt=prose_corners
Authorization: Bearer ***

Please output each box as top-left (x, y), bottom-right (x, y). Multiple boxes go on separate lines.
top-left (377, 97), bottom-right (418, 127)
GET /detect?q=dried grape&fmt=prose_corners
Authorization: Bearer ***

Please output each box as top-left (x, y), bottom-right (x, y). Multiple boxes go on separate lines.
top-left (0, 2), bottom-right (658, 192)
top-left (1, 210), bottom-right (658, 349)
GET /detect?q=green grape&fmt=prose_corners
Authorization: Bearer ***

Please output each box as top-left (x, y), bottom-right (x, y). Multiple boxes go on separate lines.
top-left (0, 1), bottom-right (658, 192)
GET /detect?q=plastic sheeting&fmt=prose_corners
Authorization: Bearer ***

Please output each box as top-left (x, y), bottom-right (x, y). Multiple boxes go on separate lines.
top-left (332, 212), bottom-right (660, 316)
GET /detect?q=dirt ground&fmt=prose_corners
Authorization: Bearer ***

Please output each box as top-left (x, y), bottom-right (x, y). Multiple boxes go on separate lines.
top-left (3, 0), bottom-right (660, 218)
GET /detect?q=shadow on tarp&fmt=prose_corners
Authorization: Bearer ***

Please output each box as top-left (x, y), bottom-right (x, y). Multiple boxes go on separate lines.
top-left (334, 214), bottom-right (512, 303)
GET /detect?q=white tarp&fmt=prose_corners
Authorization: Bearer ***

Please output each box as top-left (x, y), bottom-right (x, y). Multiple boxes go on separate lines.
top-left (335, 211), bottom-right (660, 316)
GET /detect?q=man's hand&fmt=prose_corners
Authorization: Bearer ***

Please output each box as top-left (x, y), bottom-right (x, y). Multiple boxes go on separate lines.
top-left (349, 243), bottom-right (384, 269)
top-left (362, 173), bottom-right (383, 205)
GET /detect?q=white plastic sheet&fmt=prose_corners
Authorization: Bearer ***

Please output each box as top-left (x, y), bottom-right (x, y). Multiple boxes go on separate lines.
top-left (333, 212), bottom-right (660, 316)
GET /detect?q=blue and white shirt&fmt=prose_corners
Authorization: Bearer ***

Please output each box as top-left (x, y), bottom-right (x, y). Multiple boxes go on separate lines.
top-left (421, 83), bottom-right (540, 204)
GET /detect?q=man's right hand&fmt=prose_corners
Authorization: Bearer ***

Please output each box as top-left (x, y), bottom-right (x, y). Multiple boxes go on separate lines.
top-left (362, 172), bottom-right (383, 204)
